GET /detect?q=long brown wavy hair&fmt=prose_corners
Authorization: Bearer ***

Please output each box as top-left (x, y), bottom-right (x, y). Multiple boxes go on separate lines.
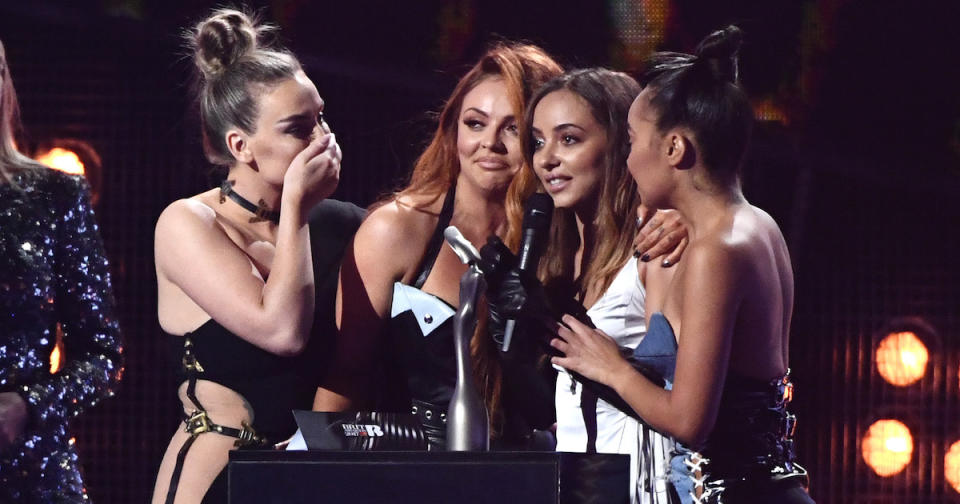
top-left (507, 68), bottom-right (642, 301)
top-left (0, 39), bottom-right (44, 186)
top-left (394, 42), bottom-right (562, 435)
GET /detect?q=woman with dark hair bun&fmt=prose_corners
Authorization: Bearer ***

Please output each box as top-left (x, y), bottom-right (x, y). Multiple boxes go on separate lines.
top-left (549, 26), bottom-right (814, 503)
top-left (152, 8), bottom-right (343, 503)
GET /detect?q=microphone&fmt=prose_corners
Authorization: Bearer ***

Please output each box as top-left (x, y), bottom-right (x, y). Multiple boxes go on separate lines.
top-left (501, 192), bottom-right (553, 352)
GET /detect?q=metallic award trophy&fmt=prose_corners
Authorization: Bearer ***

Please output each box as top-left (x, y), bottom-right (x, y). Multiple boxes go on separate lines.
top-left (442, 226), bottom-right (490, 451)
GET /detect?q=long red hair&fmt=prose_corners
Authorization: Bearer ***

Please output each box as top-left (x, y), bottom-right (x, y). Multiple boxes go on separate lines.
top-left (397, 42), bottom-right (563, 204)
top-left (393, 42), bottom-right (562, 436)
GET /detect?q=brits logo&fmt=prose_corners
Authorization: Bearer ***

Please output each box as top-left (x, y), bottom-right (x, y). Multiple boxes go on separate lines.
top-left (341, 424), bottom-right (384, 437)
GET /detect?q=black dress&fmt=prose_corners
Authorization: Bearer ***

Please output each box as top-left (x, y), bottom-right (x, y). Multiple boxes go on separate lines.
top-left (164, 199), bottom-right (364, 503)
top-left (0, 167), bottom-right (123, 503)
top-left (640, 313), bottom-right (813, 504)
top-left (382, 188), bottom-right (555, 450)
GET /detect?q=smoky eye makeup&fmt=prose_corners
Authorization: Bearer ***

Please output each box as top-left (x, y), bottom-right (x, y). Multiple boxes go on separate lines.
top-left (462, 117), bottom-right (485, 130)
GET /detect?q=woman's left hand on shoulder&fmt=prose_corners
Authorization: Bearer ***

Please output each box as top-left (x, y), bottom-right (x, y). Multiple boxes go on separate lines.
top-left (634, 206), bottom-right (688, 267)
top-left (549, 315), bottom-right (632, 386)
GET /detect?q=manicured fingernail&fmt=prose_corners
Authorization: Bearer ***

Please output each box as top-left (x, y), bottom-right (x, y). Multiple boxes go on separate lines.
top-left (641, 254), bottom-right (650, 262)
top-left (633, 250), bottom-right (641, 258)
top-left (662, 258), bottom-right (671, 267)
top-left (636, 216), bottom-right (643, 228)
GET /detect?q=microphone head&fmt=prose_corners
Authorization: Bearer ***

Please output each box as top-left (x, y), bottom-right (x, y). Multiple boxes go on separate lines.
top-left (521, 192), bottom-right (554, 232)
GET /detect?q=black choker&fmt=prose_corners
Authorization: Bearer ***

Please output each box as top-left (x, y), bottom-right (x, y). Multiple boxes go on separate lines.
top-left (219, 180), bottom-right (281, 224)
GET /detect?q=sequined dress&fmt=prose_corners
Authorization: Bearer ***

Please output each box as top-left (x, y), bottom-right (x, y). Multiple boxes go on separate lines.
top-left (0, 167), bottom-right (123, 503)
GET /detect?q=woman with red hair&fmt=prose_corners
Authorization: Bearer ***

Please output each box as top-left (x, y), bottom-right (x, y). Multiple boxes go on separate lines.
top-left (315, 43), bottom-right (564, 448)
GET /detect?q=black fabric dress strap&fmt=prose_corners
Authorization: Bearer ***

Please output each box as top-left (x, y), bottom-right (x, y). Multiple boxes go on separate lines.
top-left (412, 185), bottom-right (456, 289)
top-left (580, 385), bottom-right (599, 453)
top-left (165, 336), bottom-right (265, 504)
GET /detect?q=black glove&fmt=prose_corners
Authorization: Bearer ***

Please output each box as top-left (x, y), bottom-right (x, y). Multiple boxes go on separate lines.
top-left (479, 236), bottom-right (555, 347)
top-left (477, 239), bottom-right (665, 422)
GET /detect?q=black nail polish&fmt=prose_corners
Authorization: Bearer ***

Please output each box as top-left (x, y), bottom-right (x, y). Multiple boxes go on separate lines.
top-left (633, 250), bottom-right (641, 258)
top-left (641, 254), bottom-right (650, 262)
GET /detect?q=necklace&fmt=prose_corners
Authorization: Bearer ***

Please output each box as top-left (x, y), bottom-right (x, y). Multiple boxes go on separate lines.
top-left (219, 180), bottom-right (280, 224)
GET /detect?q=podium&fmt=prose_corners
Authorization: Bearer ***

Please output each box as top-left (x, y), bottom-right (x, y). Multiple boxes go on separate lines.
top-left (228, 450), bottom-right (629, 504)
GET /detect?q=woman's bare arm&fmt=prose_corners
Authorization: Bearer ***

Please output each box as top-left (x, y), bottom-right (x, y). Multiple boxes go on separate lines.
top-left (552, 242), bottom-right (744, 447)
top-left (156, 137), bottom-right (339, 356)
top-left (314, 203), bottom-right (428, 410)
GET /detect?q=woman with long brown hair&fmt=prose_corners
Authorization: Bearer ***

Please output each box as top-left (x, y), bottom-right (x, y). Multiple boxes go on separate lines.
top-left (314, 43), bottom-right (564, 448)
top-left (493, 67), bottom-right (687, 503)
top-left (551, 26), bottom-right (813, 503)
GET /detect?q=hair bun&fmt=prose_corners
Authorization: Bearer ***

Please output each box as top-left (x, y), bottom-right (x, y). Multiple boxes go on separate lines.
top-left (192, 9), bottom-right (264, 80)
top-left (694, 25), bottom-right (743, 83)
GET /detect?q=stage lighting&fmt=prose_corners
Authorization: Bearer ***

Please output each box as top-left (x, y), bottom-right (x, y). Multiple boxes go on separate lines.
top-left (33, 139), bottom-right (103, 205)
top-left (753, 97), bottom-right (789, 125)
top-left (947, 440), bottom-right (960, 493)
top-left (50, 323), bottom-right (64, 374)
top-left (875, 330), bottom-right (929, 387)
top-left (36, 146), bottom-right (85, 175)
top-left (610, 0), bottom-right (670, 65)
top-left (862, 419), bottom-right (913, 477)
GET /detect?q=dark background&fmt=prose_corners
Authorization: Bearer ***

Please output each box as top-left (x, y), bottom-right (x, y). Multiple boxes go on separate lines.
top-left (1, 0), bottom-right (959, 502)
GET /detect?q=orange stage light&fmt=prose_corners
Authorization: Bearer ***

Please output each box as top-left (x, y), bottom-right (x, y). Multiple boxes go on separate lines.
top-left (862, 419), bottom-right (914, 477)
top-left (50, 323), bottom-right (64, 374)
top-left (875, 331), bottom-right (929, 387)
top-left (947, 440), bottom-right (960, 493)
top-left (36, 147), bottom-right (85, 175)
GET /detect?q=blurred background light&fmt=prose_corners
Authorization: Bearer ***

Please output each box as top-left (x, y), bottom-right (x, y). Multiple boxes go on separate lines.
top-left (947, 440), bottom-right (960, 493)
top-left (862, 419), bottom-right (914, 477)
top-left (876, 330), bottom-right (929, 387)
top-left (36, 146), bottom-right (85, 175)
top-left (33, 139), bottom-right (103, 205)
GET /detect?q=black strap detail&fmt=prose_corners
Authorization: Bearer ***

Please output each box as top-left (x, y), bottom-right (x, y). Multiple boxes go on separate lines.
top-left (412, 185), bottom-right (456, 289)
top-left (411, 399), bottom-right (447, 451)
top-left (581, 385), bottom-right (599, 453)
top-left (219, 179), bottom-right (281, 224)
top-left (164, 336), bottom-right (265, 504)
top-left (164, 434), bottom-right (198, 504)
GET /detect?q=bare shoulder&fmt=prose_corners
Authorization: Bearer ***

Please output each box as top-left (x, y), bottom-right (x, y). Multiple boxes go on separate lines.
top-left (157, 194), bottom-right (214, 225)
top-left (154, 191), bottom-right (228, 268)
top-left (358, 197), bottom-right (437, 245)
top-left (697, 225), bottom-right (746, 259)
top-left (155, 195), bottom-right (219, 241)
top-left (351, 196), bottom-right (440, 278)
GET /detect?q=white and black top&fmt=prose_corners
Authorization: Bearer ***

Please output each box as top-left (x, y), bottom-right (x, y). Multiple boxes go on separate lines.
top-left (554, 256), bottom-right (678, 504)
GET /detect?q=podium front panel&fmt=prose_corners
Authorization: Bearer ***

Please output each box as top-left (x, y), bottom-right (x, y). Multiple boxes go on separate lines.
top-left (228, 450), bottom-right (629, 504)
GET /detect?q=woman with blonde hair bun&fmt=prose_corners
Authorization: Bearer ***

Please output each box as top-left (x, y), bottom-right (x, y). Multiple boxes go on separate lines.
top-left (152, 8), bottom-right (344, 503)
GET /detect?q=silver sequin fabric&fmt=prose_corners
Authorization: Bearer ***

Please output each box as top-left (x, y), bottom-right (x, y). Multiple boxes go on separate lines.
top-left (0, 167), bottom-right (123, 503)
